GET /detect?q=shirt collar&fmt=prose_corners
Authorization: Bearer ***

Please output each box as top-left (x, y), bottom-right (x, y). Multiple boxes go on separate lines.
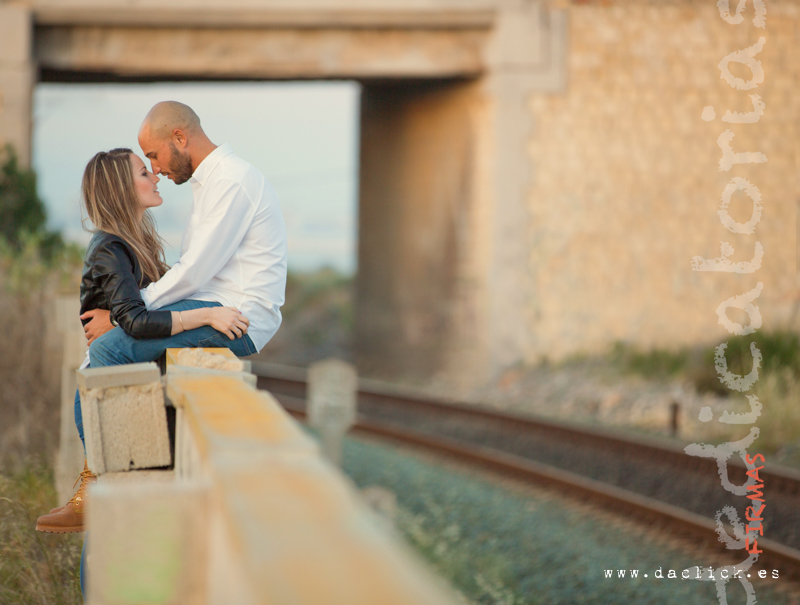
top-left (190, 142), bottom-right (233, 186)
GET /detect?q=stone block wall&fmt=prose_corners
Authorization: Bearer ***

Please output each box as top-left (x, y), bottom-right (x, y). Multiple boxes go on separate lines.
top-left (525, 0), bottom-right (798, 362)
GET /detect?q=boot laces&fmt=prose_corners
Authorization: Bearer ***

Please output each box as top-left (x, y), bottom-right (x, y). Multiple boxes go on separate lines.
top-left (68, 467), bottom-right (96, 505)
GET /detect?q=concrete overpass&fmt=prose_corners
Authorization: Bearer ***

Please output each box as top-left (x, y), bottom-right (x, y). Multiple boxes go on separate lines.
top-left (1, 0), bottom-right (567, 388)
top-left (7, 1), bottom-right (792, 394)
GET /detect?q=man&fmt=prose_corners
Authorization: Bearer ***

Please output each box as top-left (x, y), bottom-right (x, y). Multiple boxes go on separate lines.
top-left (36, 101), bottom-right (287, 534)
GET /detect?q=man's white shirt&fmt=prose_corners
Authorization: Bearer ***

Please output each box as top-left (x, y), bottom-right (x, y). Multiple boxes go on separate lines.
top-left (141, 143), bottom-right (287, 352)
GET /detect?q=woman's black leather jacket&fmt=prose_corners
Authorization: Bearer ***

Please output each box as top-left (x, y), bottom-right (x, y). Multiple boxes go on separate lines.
top-left (80, 231), bottom-right (172, 339)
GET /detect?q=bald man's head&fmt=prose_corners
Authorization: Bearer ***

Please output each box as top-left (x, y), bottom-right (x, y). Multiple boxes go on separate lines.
top-left (139, 101), bottom-right (202, 141)
top-left (138, 101), bottom-right (216, 184)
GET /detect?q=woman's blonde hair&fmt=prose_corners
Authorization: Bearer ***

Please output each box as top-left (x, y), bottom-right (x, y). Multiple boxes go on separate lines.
top-left (82, 148), bottom-right (168, 284)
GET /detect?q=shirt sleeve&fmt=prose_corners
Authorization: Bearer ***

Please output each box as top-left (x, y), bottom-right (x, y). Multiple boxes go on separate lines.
top-left (141, 178), bottom-right (257, 310)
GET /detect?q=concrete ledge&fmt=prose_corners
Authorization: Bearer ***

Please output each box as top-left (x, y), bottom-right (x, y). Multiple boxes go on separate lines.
top-left (174, 408), bottom-right (204, 482)
top-left (166, 347), bottom-right (251, 373)
top-left (166, 364), bottom-right (256, 389)
top-left (77, 362), bottom-right (159, 390)
top-left (97, 469), bottom-right (176, 484)
top-left (83, 367), bottom-right (461, 604)
top-left (166, 375), bottom-right (317, 459)
top-left (87, 480), bottom-right (209, 605)
top-left (209, 455), bottom-right (459, 605)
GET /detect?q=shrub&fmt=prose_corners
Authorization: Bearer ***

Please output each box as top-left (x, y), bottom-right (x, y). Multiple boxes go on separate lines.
top-left (611, 331), bottom-right (800, 396)
top-left (0, 145), bottom-right (64, 263)
top-left (609, 341), bottom-right (691, 379)
top-left (0, 145), bottom-right (82, 465)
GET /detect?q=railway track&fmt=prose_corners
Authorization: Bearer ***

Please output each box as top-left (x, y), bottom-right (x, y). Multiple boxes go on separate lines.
top-left (252, 361), bottom-right (800, 579)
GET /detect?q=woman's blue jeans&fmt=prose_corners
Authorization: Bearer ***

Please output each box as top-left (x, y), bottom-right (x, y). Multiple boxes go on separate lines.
top-left (73, 299), bottom-right (256, 601)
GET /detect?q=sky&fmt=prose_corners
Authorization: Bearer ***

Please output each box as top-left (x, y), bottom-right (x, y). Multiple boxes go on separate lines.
top-left (32, 81), bottom-right (361, 274)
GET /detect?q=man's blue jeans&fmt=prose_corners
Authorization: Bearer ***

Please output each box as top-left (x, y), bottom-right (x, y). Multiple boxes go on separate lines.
top-left (73, 299), bottom-right (256, 601)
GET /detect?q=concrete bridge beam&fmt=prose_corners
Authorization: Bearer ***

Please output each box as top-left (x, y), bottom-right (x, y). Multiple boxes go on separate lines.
top-left (35, 26), bottom-right (490, 81)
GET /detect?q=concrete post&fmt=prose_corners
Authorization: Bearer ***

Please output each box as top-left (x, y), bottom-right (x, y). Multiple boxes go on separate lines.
top-left (307, 358), bottom-right (357, 465)
top-left (0, 4), bottom-right (34, 166)
top-left (77, 362), bottom-right (172, 474)
top-left (86, 481), bottom-right (209, 605)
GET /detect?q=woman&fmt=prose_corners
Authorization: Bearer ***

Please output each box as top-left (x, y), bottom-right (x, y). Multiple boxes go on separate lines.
top-left (35, 148), bottom-right (250, 596)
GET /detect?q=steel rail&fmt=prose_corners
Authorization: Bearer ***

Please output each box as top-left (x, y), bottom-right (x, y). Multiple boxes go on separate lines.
top-left (273, 391), bottom-right (800, 581)
top-left (252, 362), bottom-right (800, 496)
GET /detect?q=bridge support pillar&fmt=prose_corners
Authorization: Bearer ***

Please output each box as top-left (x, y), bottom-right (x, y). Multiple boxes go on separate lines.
top-left (0, 5), bottom-right (34, 167)
top-left (356, 3), bottom-right (568, 390)
top-left (357, 78), bottom-right (488, 386)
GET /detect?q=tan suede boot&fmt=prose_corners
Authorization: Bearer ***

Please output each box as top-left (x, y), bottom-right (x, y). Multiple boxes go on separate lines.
top-left (36, 460), bottom-right (96, 533)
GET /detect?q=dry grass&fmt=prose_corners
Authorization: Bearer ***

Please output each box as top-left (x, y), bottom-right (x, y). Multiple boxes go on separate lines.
top-left (0, 238), bottom-right (81, 469)
top-left (0, 246), bottom-right (84, 602)
top-left (0, 235), bottom-right (85, 602)
top-left (754, 369), bottom-right (800, 458)
top-left (0, 284), bottom-right (58, 468)
top-left (690, 368), bottom-right (800, 467)
top-left (0, 289), bottom-right (57, 468)
top-left (606, 334), bottom-right (800, 466)
top-left (0, 459), bottom-right (83, 605)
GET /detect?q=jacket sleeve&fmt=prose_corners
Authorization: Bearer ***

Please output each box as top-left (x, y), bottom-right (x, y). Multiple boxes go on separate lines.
top-left (92, 240), bottom-right (173, 339)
